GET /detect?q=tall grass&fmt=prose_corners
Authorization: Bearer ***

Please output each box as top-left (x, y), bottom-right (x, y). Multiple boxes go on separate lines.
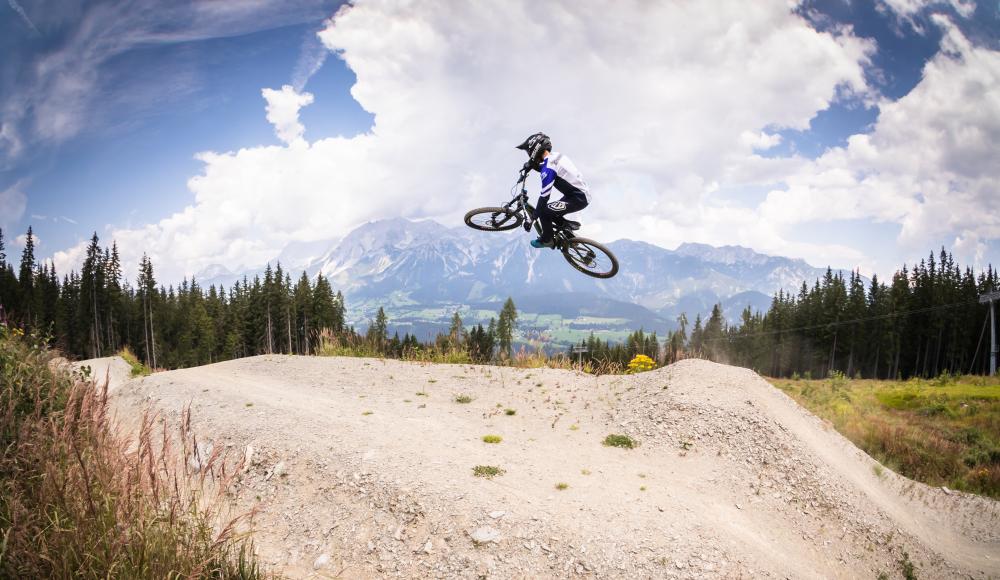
top-left (773, 372), bottom-right (1000, 498)
top-left (317, 330), bottom-right (628, 374)
top-left (0, 324), bottom-right (272, 578)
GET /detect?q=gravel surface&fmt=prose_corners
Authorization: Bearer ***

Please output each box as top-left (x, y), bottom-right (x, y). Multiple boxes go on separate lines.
top-left (99, 355), bottom-right (1000, 579)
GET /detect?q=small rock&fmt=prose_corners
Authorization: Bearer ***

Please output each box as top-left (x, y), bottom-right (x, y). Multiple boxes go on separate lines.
top-left (736, 503), bottom-right (743, 510)
top-left (941, 486), bottom-right (953, 495)
top-left (242, 445), bottom-right (254, 472)
top-left (470, 526), bottom-right (501, 544)
top-left (489, 510), bottom-right (506, 519)
top-left (265, 461), bottom-right (286, 480)
top-left (312, 553), bottom-right (330, 570)
top-left (422, 540), bottom-right (434, 554)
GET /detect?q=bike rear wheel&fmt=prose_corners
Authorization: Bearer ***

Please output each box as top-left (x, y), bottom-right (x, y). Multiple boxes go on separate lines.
top-left (562, 237), bottom-right (619, 278)
top-left (464, 207), bottom-right (523, 231)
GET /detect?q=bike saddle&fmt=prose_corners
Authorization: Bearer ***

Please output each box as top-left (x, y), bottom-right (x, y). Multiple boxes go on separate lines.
top-left (561, 219), bottom-right (581, 231)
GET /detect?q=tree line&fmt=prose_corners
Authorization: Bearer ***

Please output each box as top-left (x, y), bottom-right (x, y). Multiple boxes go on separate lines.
top-left (0, 228), bottom-right (525, 369)
top-left (1, 226), bottom-right (996, 377)
top-left (673, 249), bottom-right (998, 379)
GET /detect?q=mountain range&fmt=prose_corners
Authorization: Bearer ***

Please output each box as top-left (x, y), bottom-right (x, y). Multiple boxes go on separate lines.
top-left (199, 218), bottom-right (854, 347)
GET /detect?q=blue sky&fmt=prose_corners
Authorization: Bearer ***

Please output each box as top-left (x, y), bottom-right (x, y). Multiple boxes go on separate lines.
top-left (1, 0), bottom-right (998, 283)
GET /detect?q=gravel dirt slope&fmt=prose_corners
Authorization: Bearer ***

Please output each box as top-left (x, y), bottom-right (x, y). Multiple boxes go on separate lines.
top-left (105, 356), bottom-right (1000, 579)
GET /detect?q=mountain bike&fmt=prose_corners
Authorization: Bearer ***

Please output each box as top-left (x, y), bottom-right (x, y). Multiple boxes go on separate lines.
top-left (464, 165), bottom-right (619, 278)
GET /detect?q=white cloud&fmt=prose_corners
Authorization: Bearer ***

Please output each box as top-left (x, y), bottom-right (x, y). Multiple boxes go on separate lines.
top-left (51, 239), bottom-right (87, 277)
top-left (757, 16), bottom-right (999, 271)
top-left (85, 0), bottom-right (878, 282)
top-left (881, 0), bottom-right (977, 19)
top-left (0, 181), bottom-right (27, 230)
top-left (262, 85), bottom-right (315, 145)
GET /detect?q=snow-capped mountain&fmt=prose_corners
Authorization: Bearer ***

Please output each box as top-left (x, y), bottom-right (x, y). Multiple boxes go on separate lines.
top-left (198, 218), bottom-right (851, 341)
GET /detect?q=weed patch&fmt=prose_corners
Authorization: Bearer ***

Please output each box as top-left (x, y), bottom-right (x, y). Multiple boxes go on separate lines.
top-left (603, 434), bottom-right (637, 449)
top-left (472, 465), bottom-right (505, 478)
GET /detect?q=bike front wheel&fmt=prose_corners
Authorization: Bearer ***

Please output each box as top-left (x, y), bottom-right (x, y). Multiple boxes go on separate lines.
top-left (464, 207), bottom-right (523, 231)
top-left (562, 237), bottom-right (619, 278)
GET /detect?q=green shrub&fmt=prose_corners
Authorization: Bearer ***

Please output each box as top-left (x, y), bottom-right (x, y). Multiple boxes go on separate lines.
top-left (472, 465), bottom-right (505, 478)
top-left (118, 346), bottom-right (151, 377)
top-left (603, 434), bottom-right (637, 449)
top-left (482, 434), bottom-right (502, 444)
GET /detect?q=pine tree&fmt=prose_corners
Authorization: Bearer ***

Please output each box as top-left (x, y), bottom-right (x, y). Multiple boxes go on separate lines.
top-left (368, 307), bottom-right (388, 352)
top-left (448, 310), bottom-right (464, 350)
top-left (496, 297), bottom-right (517, 358)
top-left (17, 226), bottom-right (37, 329)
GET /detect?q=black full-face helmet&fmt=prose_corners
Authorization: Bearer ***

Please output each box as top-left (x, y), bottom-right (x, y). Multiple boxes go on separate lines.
top-left (516, 132), bottom-right (552, 167)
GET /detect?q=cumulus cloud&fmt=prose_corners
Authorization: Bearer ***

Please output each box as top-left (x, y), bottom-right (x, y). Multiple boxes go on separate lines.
top-left (51, 239), bottom-right (87, 276)
top-left (84, 0), bottom-right (877, 282)
top-left (262, 85), bottom-right (315, 145)
top-left (758, 15), bottom-right (999, 270)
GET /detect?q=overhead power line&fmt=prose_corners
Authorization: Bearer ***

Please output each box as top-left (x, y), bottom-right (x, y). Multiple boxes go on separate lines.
top-left (702, 299), bottom-right (980, 343)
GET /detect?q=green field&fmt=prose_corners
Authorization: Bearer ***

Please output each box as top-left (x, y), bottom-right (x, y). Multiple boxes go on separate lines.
top-left (771, 373), bottom-right (1000, 498)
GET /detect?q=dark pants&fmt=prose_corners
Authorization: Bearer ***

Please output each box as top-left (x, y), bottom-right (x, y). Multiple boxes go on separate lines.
top-left (535, 193), bottom-right (588, 242)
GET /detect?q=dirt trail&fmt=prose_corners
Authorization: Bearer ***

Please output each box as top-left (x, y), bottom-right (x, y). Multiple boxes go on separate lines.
top-left (108, 356), bottom-right (1000, 579)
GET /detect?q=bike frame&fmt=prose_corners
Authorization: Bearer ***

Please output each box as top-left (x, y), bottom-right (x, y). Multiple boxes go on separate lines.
top-left (501, 167), bottom-right (574, 248)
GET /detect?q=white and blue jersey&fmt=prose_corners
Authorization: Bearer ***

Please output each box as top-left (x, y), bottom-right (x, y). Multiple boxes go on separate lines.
top-left (538, 152), bottom-right (590, 203)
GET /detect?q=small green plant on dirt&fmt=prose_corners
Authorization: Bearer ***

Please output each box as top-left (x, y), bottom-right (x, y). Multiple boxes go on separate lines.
top-left (581, 469), bottom-right (591, 475)
top-left (482, 434), bottom-right (502, 444)
top-left (555, 482), bottom-right (568, 490)
top-left (416, 391), bottom-right (429, 397)
top-left (627, 354), bottom-right (656, 374)
top-left (472, 465), bottom-right (505, 478)
top-left (873, 464), bottom-right (885, 478)
top-left (455, 394), bottom-right (473, 404)
top-left (569, 424), bottom-right (579, 431)
top-left (428, 379), bottom-right (437, 383)
top-left (119, 346), bottom-right (152, 377)
top-left (245, 402), bottom-right (253, 407)
top-left (899, 551), bottom-right (918, 580)
top-left (403, 399), bottom-right (412, 403)
top-left (603, 434), bottom-right (637, 449)
top-left (504, 408), bottom-right (516, 416)
top-left (362, 411), bottom-right (373, 416)
top-left (640, 486), bottom-right (647, 491)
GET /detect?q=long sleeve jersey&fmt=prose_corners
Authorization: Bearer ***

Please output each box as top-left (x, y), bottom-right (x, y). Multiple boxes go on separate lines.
top-left (538, 152), bottom-right (590, 203)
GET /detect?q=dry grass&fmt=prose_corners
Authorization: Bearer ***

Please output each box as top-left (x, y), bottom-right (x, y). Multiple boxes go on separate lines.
top-left (773, 372), bottom-right (1000, 498)
top-left (0, 325), bottom-right (272, 578)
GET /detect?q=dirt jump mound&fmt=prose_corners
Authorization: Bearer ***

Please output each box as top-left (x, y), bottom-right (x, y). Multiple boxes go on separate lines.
top-left (109, 356), bottom-right (999, 579)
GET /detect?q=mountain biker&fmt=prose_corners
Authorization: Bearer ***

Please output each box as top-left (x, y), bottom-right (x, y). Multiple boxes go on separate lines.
top-left (515, 132), bottom-right (590, 249)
